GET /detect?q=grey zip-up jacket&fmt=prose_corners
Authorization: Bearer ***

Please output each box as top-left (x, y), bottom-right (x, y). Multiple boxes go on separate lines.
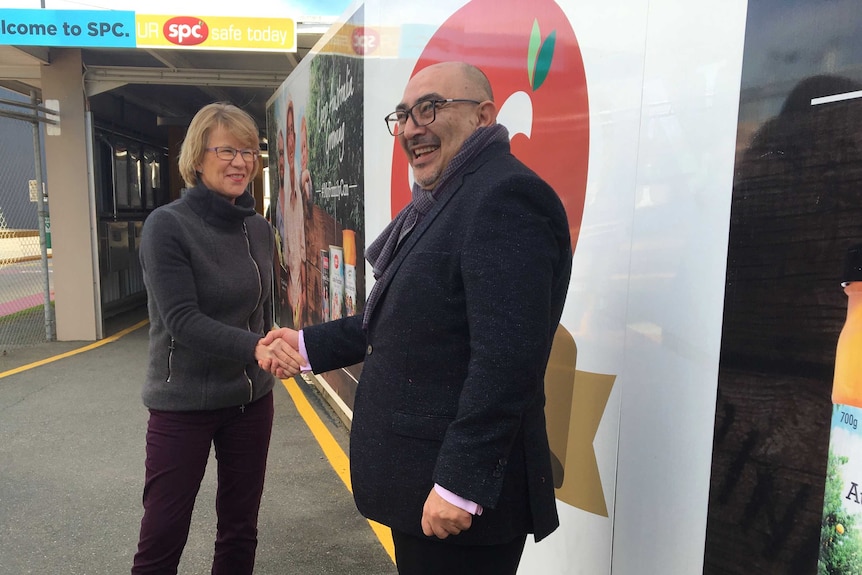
top-left (139, 185), bottom-right (276, 411)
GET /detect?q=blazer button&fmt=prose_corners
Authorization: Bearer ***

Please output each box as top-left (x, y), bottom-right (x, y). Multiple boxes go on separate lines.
top-left (367, 344), bottom-right (373, 355)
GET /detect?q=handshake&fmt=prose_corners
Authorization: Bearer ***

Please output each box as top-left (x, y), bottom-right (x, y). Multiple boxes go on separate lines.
top-left (254, 327), bottom-right (306, 379)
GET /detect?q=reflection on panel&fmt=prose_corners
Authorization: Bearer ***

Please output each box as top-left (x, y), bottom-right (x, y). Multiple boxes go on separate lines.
top-left (128, 143), bottom-right (142, 209)
top-left (114, 142), bottom-right (129, 209)
top-left (94, 130), bottom-right (168, 217)
top-left (706, 2), bottom-right (862, 573)
top-left (106, 221), bottom-right (129, 272)
top-left (93, 127), bottom-right (169, 317)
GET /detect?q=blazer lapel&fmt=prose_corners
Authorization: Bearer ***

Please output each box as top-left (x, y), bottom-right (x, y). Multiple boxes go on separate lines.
top-left (366, 172), bottom-right (465, 316)
top-left (365, 143), bottom-right (501, 325)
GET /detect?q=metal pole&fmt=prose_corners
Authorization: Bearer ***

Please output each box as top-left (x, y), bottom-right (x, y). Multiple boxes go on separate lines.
top-left (30, 90), bottom-right (56, 341)
top-left (84, 111), bottom-right (104, 340)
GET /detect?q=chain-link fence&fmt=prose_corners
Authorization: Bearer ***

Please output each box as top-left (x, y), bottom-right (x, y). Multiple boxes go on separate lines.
top-left (0, 92), bottom-right (53, 352)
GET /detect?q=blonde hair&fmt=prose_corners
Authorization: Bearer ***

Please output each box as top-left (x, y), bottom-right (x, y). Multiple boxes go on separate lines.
top-left (178, 102), bottom-right (261, 187)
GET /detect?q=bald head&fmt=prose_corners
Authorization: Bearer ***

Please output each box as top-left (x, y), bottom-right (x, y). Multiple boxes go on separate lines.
top-left (461, 63), bottom-right (493, 102)
top-left (413, 62), bottom-right (493, 103)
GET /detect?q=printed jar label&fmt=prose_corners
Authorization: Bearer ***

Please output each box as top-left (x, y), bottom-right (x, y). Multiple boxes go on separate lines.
top-left (820, 404), bottom-right (862, 572)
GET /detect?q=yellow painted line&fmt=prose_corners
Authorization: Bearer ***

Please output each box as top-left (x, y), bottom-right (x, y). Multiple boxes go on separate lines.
top-left (281, 376), bottom-right (396, 563)
top-left (0, 319), bottom-right (149, 379)
top-left (0, 322), bottom-right (396, 564)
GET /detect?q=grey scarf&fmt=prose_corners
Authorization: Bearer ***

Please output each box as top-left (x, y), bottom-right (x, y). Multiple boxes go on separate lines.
top-left (362, 124), bottom-right (509, 329)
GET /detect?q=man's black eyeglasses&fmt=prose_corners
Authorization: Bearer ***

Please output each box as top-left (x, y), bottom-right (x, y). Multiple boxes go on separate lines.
top-left (205, 146), bottom-right (260, 162)
top-left (384, 99), bottom-right (481, 136)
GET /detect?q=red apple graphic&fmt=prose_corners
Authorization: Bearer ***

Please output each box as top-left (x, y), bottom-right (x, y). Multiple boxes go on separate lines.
top-left (389, 0), bottom-right (589, 251)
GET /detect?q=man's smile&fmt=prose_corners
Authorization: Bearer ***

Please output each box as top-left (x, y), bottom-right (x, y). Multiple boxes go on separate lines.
top-left (412, 145), bottom-right (438, 159)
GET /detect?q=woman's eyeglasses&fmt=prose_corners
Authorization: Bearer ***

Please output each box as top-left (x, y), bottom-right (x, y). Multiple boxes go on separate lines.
top-left (205, 146), bottom-right (260, 162)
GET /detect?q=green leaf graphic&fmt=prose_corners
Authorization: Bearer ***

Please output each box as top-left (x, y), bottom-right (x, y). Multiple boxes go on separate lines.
top-left (533, 30), bottom-right (556, 91)
top-left (528, 19), bottom-right (541, 88)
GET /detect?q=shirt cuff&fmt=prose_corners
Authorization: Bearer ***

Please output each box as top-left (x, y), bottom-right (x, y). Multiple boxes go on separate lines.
top-left (434, 484), bottom-right (483, 516)
top-left (297, 330), bottom-right (312, 372)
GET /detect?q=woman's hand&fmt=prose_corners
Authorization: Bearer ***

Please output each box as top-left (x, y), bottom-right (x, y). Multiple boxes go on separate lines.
top-left (256, 328), bottom-right (304, 377)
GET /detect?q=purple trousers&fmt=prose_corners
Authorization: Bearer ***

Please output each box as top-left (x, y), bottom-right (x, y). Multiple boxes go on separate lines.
top-left (131, 391), bottom-right (274, 575)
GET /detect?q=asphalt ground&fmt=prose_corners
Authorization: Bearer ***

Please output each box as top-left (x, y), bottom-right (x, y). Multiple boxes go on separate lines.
top-left (0, 311), bottom-right (397, 575)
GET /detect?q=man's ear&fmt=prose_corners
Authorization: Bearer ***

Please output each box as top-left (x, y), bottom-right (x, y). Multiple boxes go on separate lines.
top-left (477, 100), bottom-right (498, 127)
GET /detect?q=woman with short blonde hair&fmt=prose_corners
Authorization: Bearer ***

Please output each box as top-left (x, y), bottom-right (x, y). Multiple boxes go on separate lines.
top-left (132, 102), bottom-right (302, 574)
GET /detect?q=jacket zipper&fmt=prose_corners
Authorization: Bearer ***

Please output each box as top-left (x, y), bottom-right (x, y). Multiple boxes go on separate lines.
top-left (242, 222), bottom-right (261, 404)
top-left (166, 337), bottom-right (175, 383)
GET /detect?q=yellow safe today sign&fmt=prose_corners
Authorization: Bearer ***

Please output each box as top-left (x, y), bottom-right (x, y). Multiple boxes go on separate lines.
top-left (136, 15), bottom-right (296, 51)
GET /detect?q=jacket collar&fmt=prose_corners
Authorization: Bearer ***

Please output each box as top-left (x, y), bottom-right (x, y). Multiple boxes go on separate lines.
top-left (185, 185), bottom-right (257, 229)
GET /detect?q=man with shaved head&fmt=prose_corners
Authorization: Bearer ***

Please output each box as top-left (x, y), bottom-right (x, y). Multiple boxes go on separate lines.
top-left (263, 61), bottom-right (571, 574)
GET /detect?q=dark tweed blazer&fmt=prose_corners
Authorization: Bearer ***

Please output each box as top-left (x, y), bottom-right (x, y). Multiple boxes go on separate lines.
top-left (304, 140), bottom-right (572, 545)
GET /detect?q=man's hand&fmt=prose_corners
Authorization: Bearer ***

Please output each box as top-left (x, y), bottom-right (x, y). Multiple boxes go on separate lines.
top-left (257, 328), bottom-right (302, 377)
top-left (421, 487), bottom-right (473, 539)
top-left (260, 327), bottom-right (298, 348)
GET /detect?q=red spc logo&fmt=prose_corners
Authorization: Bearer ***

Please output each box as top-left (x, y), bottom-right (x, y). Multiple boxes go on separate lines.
top-left (351, 27), bottom-right (379, 56)
top-left (164, 17), bottom-right (209, 46)
top-left (390, 0), bottom-right (589, 252)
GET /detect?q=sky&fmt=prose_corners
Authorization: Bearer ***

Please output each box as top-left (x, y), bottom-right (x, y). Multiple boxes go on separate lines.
top-left (742, 0), bottom-right (862, 90)
top-left (1, 0), bottom-right (354, 18)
